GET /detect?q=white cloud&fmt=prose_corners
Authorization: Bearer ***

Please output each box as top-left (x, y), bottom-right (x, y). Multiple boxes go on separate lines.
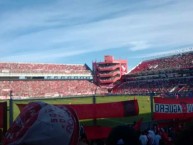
top-left (129, 41), bottom-right (151, 51)
top-left (0, 0), bottom-right (193, 64)
top-left (129, 47), bottom-right (193, 59)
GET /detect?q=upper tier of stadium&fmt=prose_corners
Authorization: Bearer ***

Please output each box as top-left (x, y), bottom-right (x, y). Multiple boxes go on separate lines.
top-left (130, 51), bottom-right (193, 74)
top-left (0, 62), bottom-right (91, 75)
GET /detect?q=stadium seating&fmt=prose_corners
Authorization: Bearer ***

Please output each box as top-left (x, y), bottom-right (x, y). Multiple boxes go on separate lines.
top-left (112, 52), bottom-right (193, 96)
top-left (113, 78), bottom-right (193, 96)
top-left (0, 62), bottom-right (105, 99)
top-left (130, 52), bottom-right (193, 74)
top-left (0, 80), bottom-right (107, 99)
top-left (0, 63), bottom-right (91, 74)
top-left (0, 52), bottom-right (193, 98)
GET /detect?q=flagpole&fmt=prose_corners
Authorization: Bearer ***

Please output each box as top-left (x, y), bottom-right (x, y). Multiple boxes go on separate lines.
top-left (9, 90), bottom-right (13, 126)
top-left (92, 87), bottom-right (97, 125)
top-left (150, 92), bottom-right (154, 127)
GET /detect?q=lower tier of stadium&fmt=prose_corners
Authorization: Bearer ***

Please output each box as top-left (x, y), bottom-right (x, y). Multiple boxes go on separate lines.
top-left (0, 80), bottom-right (107, 99)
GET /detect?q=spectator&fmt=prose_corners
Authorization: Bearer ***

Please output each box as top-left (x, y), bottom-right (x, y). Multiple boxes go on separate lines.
top-left (147, 130), bottom-right (155, 145)
top-left (2, 102), bottom-right (87, 145)
top-left (106, 125), bottom-right (140, 145)
top-left (139, 130), bottom-right (148, 145)
top-left (154, 132), bottom-right (161, 145)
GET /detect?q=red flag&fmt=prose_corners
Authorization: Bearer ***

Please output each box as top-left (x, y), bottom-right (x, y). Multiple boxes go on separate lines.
top-left (133, 117), bottom-right (143, 131)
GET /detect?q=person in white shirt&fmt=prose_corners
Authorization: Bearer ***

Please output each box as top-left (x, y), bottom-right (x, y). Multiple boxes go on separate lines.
top-left (154, 133), bottom-right (161, 145)
top-left (139, 130), bottom-right (148, 145)
top-left (147, 130), bottom-right (156, 145)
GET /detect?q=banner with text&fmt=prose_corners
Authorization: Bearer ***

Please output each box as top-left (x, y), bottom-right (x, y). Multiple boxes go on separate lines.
top-left (153, 97), bottom-right (193, 120)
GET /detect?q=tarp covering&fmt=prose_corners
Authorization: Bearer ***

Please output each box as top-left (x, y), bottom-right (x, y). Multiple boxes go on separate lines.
top-left (153, 97), bottom-right (193, 120)
top-left (17, 100), bottom-right (139, 120)
top-left (0, 102), bottom-right (7, 134)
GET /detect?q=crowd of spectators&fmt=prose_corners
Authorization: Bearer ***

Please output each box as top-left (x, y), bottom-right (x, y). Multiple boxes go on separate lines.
top-left (111, 52), bottom-right (193, 96)
top-left (0, 62), bottom-right (91, 74)
top-left (0, 80), bottom-right (107, 99)
top-left (95, 119), bottom-right (193, 145)
top-left (137, 121), bottom-right (183, 145)
top-left (113, 78), bottom-right (193, 96)
top-left (130, 52), bottom-right (193, 74)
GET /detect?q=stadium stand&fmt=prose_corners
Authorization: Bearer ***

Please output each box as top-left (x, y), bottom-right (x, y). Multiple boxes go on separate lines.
top-left (0, 62), bottom-right (91, 74)
top-left (130, 51), bottom-right (193, 74)
top-left (113, 76), bottom-right (193, 97)
top-left (0, 51), bottom-right (193, 99)
top-left (112, 51), bottom-right (193, 96)
top-left (0, 62), bottom-right (108, 99)
top-left (0, 80), bottom-right (107, 99)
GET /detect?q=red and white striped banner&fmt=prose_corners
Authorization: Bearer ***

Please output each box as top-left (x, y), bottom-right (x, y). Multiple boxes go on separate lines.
top-left (153, 97), bottom-right (193, 120)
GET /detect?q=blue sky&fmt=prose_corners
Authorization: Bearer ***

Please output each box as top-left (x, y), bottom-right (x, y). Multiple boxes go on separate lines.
top-left (0, 0), bottom-right (193, 70)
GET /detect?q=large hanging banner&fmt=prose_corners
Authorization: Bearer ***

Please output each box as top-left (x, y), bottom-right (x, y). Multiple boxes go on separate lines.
top-left (17, 100), bottom-right (139, 120)
top-left (153, 97), bottom-right (193, 120)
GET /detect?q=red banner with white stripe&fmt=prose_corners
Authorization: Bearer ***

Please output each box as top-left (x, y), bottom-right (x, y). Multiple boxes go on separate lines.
top-left (153, 97), bottom-right (193, 120)
top-left (17, 100), bottom-right (139, 120)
